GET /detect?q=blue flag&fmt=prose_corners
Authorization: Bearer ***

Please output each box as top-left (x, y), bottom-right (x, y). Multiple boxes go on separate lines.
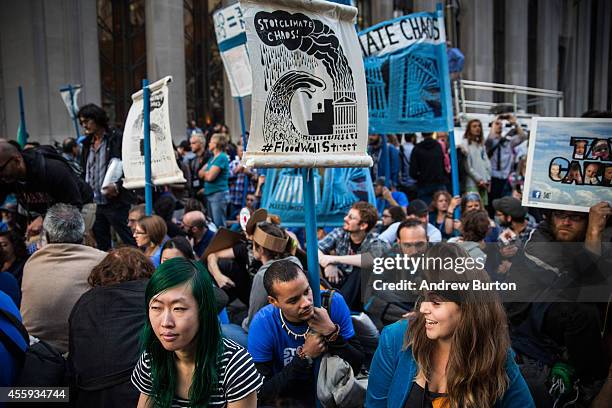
top-left (358, 11), bottom-right (453, 134)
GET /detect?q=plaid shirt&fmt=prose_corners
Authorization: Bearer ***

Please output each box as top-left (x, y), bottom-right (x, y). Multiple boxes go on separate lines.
top-left (318, 228), bottom-right (389, 275)
top-left (229, 158), bottom-right (257, 206)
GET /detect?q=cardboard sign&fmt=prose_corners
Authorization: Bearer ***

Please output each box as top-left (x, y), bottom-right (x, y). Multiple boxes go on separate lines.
top-left (242, 0), bottom-right (371, 168)
top-left (523, 117), bottom-right (612, 212)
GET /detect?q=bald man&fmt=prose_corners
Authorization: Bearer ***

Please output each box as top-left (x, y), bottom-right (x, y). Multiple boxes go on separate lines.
top-left (0, 142), bottom-right (93, 235)
top-left (182, 210), bottom-right (215, 258)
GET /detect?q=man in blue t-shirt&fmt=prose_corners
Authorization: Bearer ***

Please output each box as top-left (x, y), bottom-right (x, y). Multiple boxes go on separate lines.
top-left (248, 260), bottom-right (364, 406)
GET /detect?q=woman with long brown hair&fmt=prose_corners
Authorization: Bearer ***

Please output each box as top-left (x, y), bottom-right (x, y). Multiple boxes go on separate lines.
top-left (461, 119), bottom-right (492, 206)
top-left (367, 243), bottom-right (534, 407)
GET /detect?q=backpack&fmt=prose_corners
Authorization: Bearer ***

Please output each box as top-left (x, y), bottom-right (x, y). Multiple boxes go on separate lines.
top-left (35, 145), bottom-right (94, 206)
top-left (0, 308), bottom-right (68, 387)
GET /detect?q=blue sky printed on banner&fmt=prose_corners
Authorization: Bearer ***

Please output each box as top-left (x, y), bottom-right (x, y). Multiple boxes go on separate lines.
top-left (526, 120), bottom-right (612, 211)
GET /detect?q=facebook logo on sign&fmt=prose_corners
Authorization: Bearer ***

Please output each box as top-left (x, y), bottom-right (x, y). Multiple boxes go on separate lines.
top-left (532, 190), bottom-right (542, 199)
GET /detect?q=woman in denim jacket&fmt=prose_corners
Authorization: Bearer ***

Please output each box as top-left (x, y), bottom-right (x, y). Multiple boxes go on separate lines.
top-left (367, 244), bottom-right (534, 408)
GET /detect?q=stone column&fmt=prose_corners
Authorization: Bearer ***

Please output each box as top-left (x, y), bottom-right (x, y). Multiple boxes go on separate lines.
top-left (536, 0), bottom-right (561, 116)
top-left (592, 0), bottom-right (611, 111)
top-left (145, 0), bottom-right (187, 144)
top-left (413, 0), bottom-right (437, 13)
top-left (370, 0), bottom-right (393, 25)
top-left (459, 0), bottom-right (494, 104)
top-left (504, 0), bottom-right (528, 111)
top-left (0, 0), bottom-right (101, 145)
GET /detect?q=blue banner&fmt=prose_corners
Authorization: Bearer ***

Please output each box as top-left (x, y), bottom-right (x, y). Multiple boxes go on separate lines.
top-left (358, 11), bottom-right (453, 134)
top-left (260, 167), bottom-right (375, 227)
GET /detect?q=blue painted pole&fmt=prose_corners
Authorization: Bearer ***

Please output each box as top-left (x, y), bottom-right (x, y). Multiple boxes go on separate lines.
top-left (143, 79), bottom-right (153, 216)
top-left (68, 85), bottom-right (80, 141)
top-left (17, 86), bottom-right (28, 148)
top-left (238, 97), bottom-right (249, 208)
top-left (302, 167), bottom-right (322, 408)
top-left (437, 3), bottom-right (460, 217)
top-left (302, 168), bottom-right (321, 308)
top-left (381, 135), bottom-right (391, 186)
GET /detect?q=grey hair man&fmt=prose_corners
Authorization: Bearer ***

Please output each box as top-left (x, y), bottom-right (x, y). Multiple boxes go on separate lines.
top-left (43, 203), bottom-right (86, 244)
top-left (20, 203), bottom-right (107, 354)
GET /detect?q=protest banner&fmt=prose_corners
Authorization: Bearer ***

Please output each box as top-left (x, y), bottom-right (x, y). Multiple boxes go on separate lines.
top-left (261, 167), bottom-right (375, 227)
top-left (122, 76), bottom-right (186, 190)
top-left (241, 0), bottom-right (371, 168)
top-left (358, 11), bottom-right (452, 134)
top-left (523, 117), bottom-right (612, 212)
top-left (213, 3), bottom-right (252, 98)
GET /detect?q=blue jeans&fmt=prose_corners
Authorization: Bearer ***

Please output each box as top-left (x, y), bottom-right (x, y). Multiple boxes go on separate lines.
top-left (206, 190), bottom-right (229, 228)
top-left (417, 184), bottom-right (447, 206)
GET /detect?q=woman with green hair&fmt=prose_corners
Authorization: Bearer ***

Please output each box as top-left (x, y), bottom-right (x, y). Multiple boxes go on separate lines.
top-left (131, 257), bottom-right (262, 407)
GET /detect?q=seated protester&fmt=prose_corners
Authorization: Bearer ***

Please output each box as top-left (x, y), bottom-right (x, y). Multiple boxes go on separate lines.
top-left (429, 191), bottom-right (460, 240)
top-left (0, 230), bottom-right (28, 285)
top-left (69, 247), bottom-right (155, 407)
top-left (131, 258), bottom-right (262, 407)
top-left (133, 215), bottom-right (167, 268)
top-left (318, 202), bottom-right (389, 311)
top-left (460, 192), bottom-right (500, 243)
top-left (0, 290), bottom-right (29, 388)
top-left (127, 204), bottom-right (146, 235)
top-left (448, 210), bottom-right (489, 262)
top-left (505, 203), bottom-right (611, 405)
top-left (364, 219), bottom-right (429, 330)
top-left (20, 203), bottom-right (106, 355)
top-left (181, 211), bottom-right (214, 259)
top-left (160, 236), bottom-right (197, 262)
top-left (367, 243), bottom-right (535, 407)
top-left (205, 209), bottom-right (267, 306)
top-left (248, 260), bottom-right (364, 406)
top-left (374, 177), bottom-right (408, 216)
top-left (377, 205), bottom-right (405, 234)
top-left (493, 196), bottom-right (534, 246)
top-left (243, 222), bottom-right (301, 332)
top-left (154, 195), bottom-right (186, 238)
top-left (378, 199), bottom-right (443, 244)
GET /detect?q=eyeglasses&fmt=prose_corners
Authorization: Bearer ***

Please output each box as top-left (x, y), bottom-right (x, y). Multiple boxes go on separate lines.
top-left (552, 211), bottom-right (585, 222)
top-left (382, 214), bottom-right (391, 218)
top-left (400, 242), bottom-right (428, 251)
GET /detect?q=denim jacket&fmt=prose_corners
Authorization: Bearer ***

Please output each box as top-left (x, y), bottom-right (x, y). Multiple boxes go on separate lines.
top-left (366, 320), bottom-right (535, 408)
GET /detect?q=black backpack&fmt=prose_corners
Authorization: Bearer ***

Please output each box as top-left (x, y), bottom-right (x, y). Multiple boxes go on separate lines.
top-left (0, 308), bottom-right (68, 387)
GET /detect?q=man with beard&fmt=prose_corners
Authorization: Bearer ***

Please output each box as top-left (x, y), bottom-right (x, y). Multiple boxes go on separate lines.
top-left (78, 104), bottom-right (135, 250)
top-left (248, 260), bottom-right (363, 407)
top-left (181, 210), bottom-right (214, 259)
top-left (506, 202), bottom-right (611, 406)
top-left (493, 196), bottom-right (533, 246)
top-left (318, 202), bottom-right (389, 311)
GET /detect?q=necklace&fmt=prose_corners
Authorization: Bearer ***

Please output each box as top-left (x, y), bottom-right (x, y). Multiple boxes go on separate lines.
top-left (279, 309), bottom-right (309, 340)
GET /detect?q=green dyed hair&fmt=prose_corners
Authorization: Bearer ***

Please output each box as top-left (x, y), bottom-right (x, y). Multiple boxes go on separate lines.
top-left (140, 257), bottom-right (222, 407)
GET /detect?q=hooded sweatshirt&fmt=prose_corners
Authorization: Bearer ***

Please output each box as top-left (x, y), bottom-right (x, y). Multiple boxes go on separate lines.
top-left (408, 138), bottom-right (448, 186)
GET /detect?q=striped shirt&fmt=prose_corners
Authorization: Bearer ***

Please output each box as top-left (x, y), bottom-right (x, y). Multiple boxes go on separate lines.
top-left (131, 338), bottom-right (262, 407)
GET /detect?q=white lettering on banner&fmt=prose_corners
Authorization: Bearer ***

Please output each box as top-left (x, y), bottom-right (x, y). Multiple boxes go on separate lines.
top-left (214, 4), bottom-right (246, 42)
top-left (241, 0), bottom-right (372, 168)
top-left (358, 16), bottom-right (442, 58)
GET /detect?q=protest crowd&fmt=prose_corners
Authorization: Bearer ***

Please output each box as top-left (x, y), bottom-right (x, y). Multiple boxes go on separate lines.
top-left (1, 5), bottom-right (612, 408)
